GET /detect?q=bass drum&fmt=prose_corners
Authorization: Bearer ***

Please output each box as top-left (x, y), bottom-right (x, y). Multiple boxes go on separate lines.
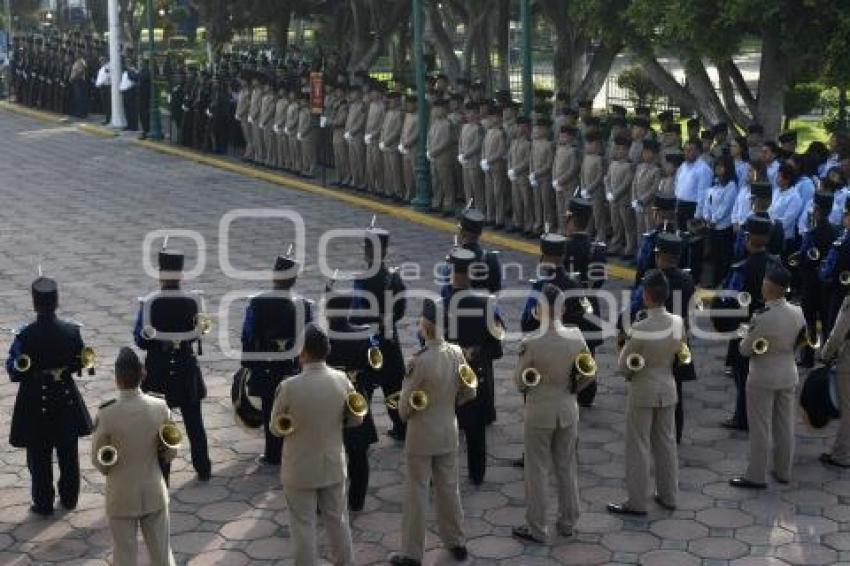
top-left (800, 363), bottom-right (841, 429)
top-left (231, 367), bottom-right (264, 431)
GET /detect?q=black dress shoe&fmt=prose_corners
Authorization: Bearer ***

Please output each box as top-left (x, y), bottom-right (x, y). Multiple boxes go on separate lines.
top-left (770, 472), bottom-right (789, 485)
top-left (389, 554), bottom-right (421, 566)
top-left (257, 455), bottom-right (280, 466)
top-left (197, 470), bottom-right (212, 482)
top-left (512, 525), bottom-right (545, 543)
top-left (450, 545), bottom-right (468, 561)
top-left (729, 476), bottom-right (767, 489)
top-left (721, 419), bottom-right (747, 431)
top-left (30, 505), bottom-right (54, 517)
top-left (820, 453), bottom-right (850, 468)
top-left (654, 494), bottom-right (676, 510)
top-left (606, 502), bottom-right (646, 516)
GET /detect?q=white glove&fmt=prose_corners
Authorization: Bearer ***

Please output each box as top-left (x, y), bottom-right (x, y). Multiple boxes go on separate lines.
top-left (379, 141), bottom-right (386, 151)
top-left (457, 154), bottom-right (466, 165)
top-left (631, 200), bottom-right (643, 213)
top-left (605, 191), bottom-right (614, 203)
top-left (284, 126), bottom-right (291, 135)
top-left (206, 109), bottom-right (213, 118)
top-left (273, 125), bottom-right (280, 134)
top-left (248, 116), bottom-right (254, 124)
top-left (507, 169), bottom-right (517, 182)
top-left (297, 133), bottom-right (303, 142)
top-left (480, 159), bottom-right (490, 172)
top-left (426, 151), bottom-right (433, 161)
top-left (552, 179), bottom-right (561, 191)
top-left (398, 144), bottom-right (406, 154)
top-left (234, 114), bottom-right (239, 121)
top-left (364, 133), bottom-right (372, 145)
top-left (344, 131), bottom-right (351, 141)
top-left (319, 116), bottom-right (328, 128)
top-left (529, 174), bottom-right (539, 188)
top-left (580, 188), bottom-right (589, 199)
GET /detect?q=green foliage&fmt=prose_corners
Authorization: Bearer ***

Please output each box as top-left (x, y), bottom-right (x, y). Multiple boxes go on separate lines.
top-left (616, 65), bottom-right (661, 107)
top-left (785, 82), bottom-right (822, 122)
top-left (819, 87), bottom-right (849, 134)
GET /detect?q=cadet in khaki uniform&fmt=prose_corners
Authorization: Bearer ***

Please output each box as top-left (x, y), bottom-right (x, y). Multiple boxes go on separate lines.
top-left (400, 96), bottom-right (419, 201)
top-left (298, 92), bottom-right (317, 177)
top-left (285, 90), bottom-right (301, 172)
top-left (552, 125), bottom-right (581, 233)
top-left (629, 117), bottom-right (650, 165)
top-left (92, 348), bottom-right (177, 566)
top-left (331, 86), bottom-right (350, 186)
top-left (632, 139), bottom-right (663, 236)
top-left (345, 85), bottom-right (367, 190)
top-left (531, 117), bottom-right (556, 234)
top-left (605, 135), bottom-right (636, 257)
top-left (609, 270), bottom-right (683, 515)
top-left (259, 83), bottom-right (277, 166)
top-left (247, 77), bottom-right (265, 163)
top-left (482, 106), bottom-right (509, 227)
top-left (820, 295), bottom-right (850, 468)
top-left (508, 117), bottom-right (533, 235)
top-left (512, 284), bottom-right (587, 544)
top-left (236, 74), bottom-right (255, 161)
top-left (365, 85), bottom-right (386, 194)
top-left (380, 91), bottom-right (403, 198)
top-left (731, 266), bottom-right (806, 489)
top-left (389, 300), bottom-right (474, 566)
top-left (271, 324), bottom-right (359, 566)
top-left (427, 98), bottom-right (456, 214)
top-left (272, 84), bottom-right (289, 169)
top-left (458, 102), bottom-right (485, 208)
top-left (581, 131), bottom-right (607, 242)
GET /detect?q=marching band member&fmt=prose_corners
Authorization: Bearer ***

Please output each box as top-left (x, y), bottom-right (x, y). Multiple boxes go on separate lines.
top-left (270, 324), bottom-right (360, 566)
top-left (730, 266), bottom-right (805, 489)
top-left (6, 276), bottom-right (93, 516)
top-left (521, 233), bottom-right (579, 333)
top-left (634, 194), bottom-right (678, 285)
top-left (609, 270), bottom-right (684, 515)
top-left (390, 299), bottom-right (474, 566)
top-left (92, 348), bottom-right (177, 566)
top-left (512, 284), bottom-right (587, 543)
top-left (819, 198), bottom-right (850, 327)
top-left (456, 208), bottom-right (502, 294)
top-left (240, 255), bottom-right (313, 465)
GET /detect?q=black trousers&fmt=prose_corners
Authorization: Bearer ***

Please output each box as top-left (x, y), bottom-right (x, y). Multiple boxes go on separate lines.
top-left (26, 437), bottom-right (79, 512)
top-left (161, 400), bottom-right (211, 482)
top-left (462, 420), bottom-right (487, 485)
top-left (346, 447), bottom-right (370, 511)
top-left (99, 86), bottom-right (111, 123)
top-left (710, 228), bottom-right (734, 287)
top-left (675, 379), bottom-right (684, 444)
top-left (577, 343), bottom-right (600, 407)
top-left (139, 94), bottom-right (151, 134)
top-left (730, 342), bottom-right (749, 430)
top-left (261, 394), bottom-right (282, 464)
top-left (122, 89), bottom-right (138, 130)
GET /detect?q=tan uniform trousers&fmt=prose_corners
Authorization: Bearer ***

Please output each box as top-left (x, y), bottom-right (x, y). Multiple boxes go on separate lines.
top-left (240, 121), bottom-right (253, 160)
top-left (333, 130), bottom-right (350, 183)
top-left (252, 126), bottom-right (266, 165)
top-left (277, 131), bottom-right (289, 170)
top-left (512, 178), bottom-right (532, 233)
top-left (349, 139), bottom-right (366, 188)
top-left (301, 132), bottom-right (317, 176)
top-left (524, 423), bottom-right (580, 540)
top-left (589, 190), bottom-right (610, 243)
top-left (109, 507), bottom-right (176, 566)
top-left (555, 189), bottom-right (571, 233)
top-left (284, 481), bottom-right (354, 566)
top-left (402, 451), bottom-right (465, 562)
top-left (288, 132), bottom-right (301, 172)
top-left (745, 385), bottom-right (795, 484)
top-left (367, 143), bottom-right (383, 193)
top-left (265, 128), bottom-right (277, 166)
top-left (485, 162), bottom-right (508, 226)
top-left (384, 150), bottom-right (403, 198)
top-left (636, 208), bottom-right (653, 240)
top-left (831, 364), bottom-right (850, 464)
top-left (431, 154), bottom-right (456, 212)
top-left (611, 199), bottom-right (638, 256)
top-left (625, 405), bottom-right (678, 512)
top-left (462, 167), bottom-right (485, 209)
top-left (539, 175), bottom-right (557, 233)
top-left (403, 154), bottom-right (416, 201)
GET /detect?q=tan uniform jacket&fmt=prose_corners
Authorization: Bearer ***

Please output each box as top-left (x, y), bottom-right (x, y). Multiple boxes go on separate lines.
top-left (427, 117), bottom-right (452, 158)
top-left (91, 389), bottom-right (175, 518)
top-left (508, 137), bottom-right (531, 176)
top-left (553, 144), bottom-right (580, 192)
top-left (235, 88), bottom-right (251, 120)
top-left (628, 137), bottom-right (645, 164)
top-left (531, 139), bottom-right (555, 179)
top-left (273, 99), bottom-right (288, 131)
top-left (365, 101), bottom-right (385, 142)
top-left (400, 339), bottom-right (475, 456)
top-left (248, 88), bottom-right (263, 122)
top-left (271, 361), bottom-right (362, 490)
top-left (333, 99), bottom-right (349, 129)
top-left (632, 162), bottom-right (662, 205)
top-left (380, 109), bottom-right (403, 148)
top-left (482, 126), bottom-right (507, 164)
top-left (459, 123), bottom-right (484, 167)
top-left (513, 326), bottom-right (586, 429)
top-left (401, 113), bottom-right (418, 150)
top-left (823, 296), bottom-right (850, 365)
top-left (297, 105), bottom-right (313, 137)
top-left (739, 299), bottom-right (806, 390)
top-left (259, 94), bottom-right (276, 129)
top-left (345, 100), bottom-right (366, 136)
top-left (581, 153), bottom-right (605, 195)
top-left (605, 159), bottom-right (635, 201)
top-left (618, 307), bottom-right (684, 408)
top-left (285, 101), bottom-right (300, 134)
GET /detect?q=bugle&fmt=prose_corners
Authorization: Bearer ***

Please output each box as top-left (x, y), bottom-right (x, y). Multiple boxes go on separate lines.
top-left (97, 444), bottom-right (118, 468)
top-left (159, 422), bottom-right (183, 450)
top-left (676, 342), bottom-right (692, 365)
top-left (459, 363), bottom-right (478, 390)
top-left (575, 350), bottom-right (597, 377)
top-left (521, 367), bottom-right (541, 388)
top-left (626, 352), bottom-right (646, 372)
top-left (13, 354), bottom-right (31, 373)
top-left (386, 390), bottom-right (428, 412)
top-left (752, 337), bottom-right (769, 355)
top-left (80, 346), bottom-right (96, 370)
top-left (738, 291), bottom-right (752, 308)
top-left (367, 344), bottom-right (384, 370)
top-left (271, 413), bottom-right (295, 436)
top-left (346, 390), bottom-right (369, 418)
top-left (807, 247), bottom-right (821, 262)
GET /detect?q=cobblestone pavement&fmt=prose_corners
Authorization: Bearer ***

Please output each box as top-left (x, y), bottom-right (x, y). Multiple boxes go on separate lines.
top-left (0, 110), bottom-right (849, 566)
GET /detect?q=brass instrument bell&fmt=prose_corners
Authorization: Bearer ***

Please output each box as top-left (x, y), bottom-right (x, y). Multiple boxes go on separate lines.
top-left (738, 291), bottom-right (752, 307)
top-left (521, 367), bottom-right (541, 388)
top-left (271, 413), bottom-right (295, 436)
top-left (787, 251), bottom-right (801, 268)
top-left (97, 445), bottom-right (118, 468)
top-left (195, 314), bottom-right (213, 335)
top-left (80, 346), bottom-right (96, 370)
top-left (141, 325), bottom-right (157, 340)
top-left (458, 363), bottom-right (478, 389)
top-left (752, 337), bottom-right (770, 355)
top-left (807, 247), bottom-right (821, 262)
top-left (159, 422), bottom-right (183, 450)
top-left (13, 354), bottom-right (31, 373)
top-left (367, 345), bottom-right (384, 370)
top-left (346, 391), bottom-right (369, 418)
top-left (626, 352), bottom-right (646, 372)
top-left (575, 349), bottom-right (597, 377)
top-left (677, 342), bottom-right (692, 365)
top-left (386, 390), bottom-right (428, 411)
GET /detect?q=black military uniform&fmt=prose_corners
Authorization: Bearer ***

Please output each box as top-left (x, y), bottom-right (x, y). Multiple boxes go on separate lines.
top-left (240, 255), bottom-right (313, 465)
top-left (733, 183), bottom-right (784, 260)
top-left (133, 249), bottom-right (211, 481)
top-left (797, 191), bottom-right (838, 367)
top-left (458, 208), bottom-right (502, 294)
top-left (443, 248), bottom-right (504, 485)
top-left (521, 233), bottom-right (582, 332)
top-left (712, 216), bottom-right (780, 431)
top-left (563, 197), bottom-right (607, 406)
top-left (350, 228), bottom-right (408, 440)
top-left (326, 294), bottom-right (379, 511)
top-left (634, 194), bottom-right (679, 285)
top-left (819, 198), bottom-right (850, 329)
top-left (6, 277), bottom-right (93, 516)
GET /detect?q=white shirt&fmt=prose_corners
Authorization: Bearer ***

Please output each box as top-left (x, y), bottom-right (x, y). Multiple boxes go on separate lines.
top-left (731, 182), bottom-right (751, 226)
top-left (119, 71), bottom-right (134, 92)
top-left (769, 188), bottom-right (803, 240)
top-left (95, 64), bottom-right (110, 87)
top-left (675, 158), bottom-right (713, 215)
top-left (766, 159), bottom-right (780, 190)
top-left (830, 186), bottom-right (849, 227)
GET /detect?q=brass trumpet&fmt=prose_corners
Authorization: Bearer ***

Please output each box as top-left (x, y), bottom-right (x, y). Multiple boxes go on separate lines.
top-left (195, 314), bottom-right (213, 335)
top-left (752, 337), bottom-right (769, 355)
top-left (575, 350), bottom-right (597, 377)
top-left (841, 271), bottom-right (850, 286)
top-left (159, 422), bottom-right (183, 450)
top-left (346, 391), bottom-right (369, 418)
top-left (738, 291), bottom-right (752, 308)
top-left (521, 367), bottom-right (541, 388)
top-left (80, 346), bottom-right (96, 370)
top-left (97, 445), bottom-right (118, 468)
top-left (626, 352), bottom-right (646, 372)
top-left (271, 413), bottom-right (295, 436)
top-left (459, 363), bottom-right (478, 389)
top-left (807, 247), bottom-right (821, 262)
top-left (13, 354), bottom-right (31, 373)
top-left (141, 325), bottom-right (157, 340)
top-left (677, 342), bottom-right (692, 365)
top-left (385, 390), bottom-right (428, 412)
top-left (367, 345), bottom-right (384, 370)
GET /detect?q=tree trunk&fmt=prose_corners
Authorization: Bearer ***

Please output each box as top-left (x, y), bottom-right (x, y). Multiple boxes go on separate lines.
top-left (717, 60), bottom-right (751, 129)
top-left (683, 55), bottom-right (730, 125)
top-left (633, 49), bottom-right (696, 115)
top-left (424, 0), bottom-right (461, 81)
top-left (495, 0), bottom-right (510, 91)
top-left (754, 24), bottom-right (786, 139)
top-left (571, 40), bottom-right (621, 103)
top-left (718, 57), bottom-right (757, 116)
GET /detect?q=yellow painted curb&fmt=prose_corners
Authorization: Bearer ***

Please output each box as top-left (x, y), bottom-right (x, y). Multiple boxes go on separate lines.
top-left (0, 100), bottom-right (65, 123)
top-left (76, 123), bottom-right (118, 138)
top-left (135, 138), bottom-right (638, 282)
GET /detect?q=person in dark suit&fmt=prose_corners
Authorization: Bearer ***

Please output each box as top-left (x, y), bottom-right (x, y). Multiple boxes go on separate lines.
top-left (6, 277), bottom-right (94, 516)
top-left (240, 255), bottom-right (313, 465)
top-left (133, 248), bottom-right (211, 482)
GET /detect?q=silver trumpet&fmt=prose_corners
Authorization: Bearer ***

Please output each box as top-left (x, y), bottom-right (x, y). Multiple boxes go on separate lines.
top-left (626, 353), bottom-right (646, 372)
top-left (521, 367), bottom-right (541, 388)
top-left (97, 445), bottom-right (118, 468)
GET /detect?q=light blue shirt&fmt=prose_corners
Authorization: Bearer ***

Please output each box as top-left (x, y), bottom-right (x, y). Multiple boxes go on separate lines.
top-left (704, 180), bottom-right (738, 230)
top-left (797, 199), bottom-right (813, 235)
top-left (821, 156), bottom-right (840, 179)
top-left (769, 188), bottom-right (803, 240)
top-left (675, 158), bottom-right (713, 214)
top-left (795, 176), bottom-right (815, 206)
top-left (831, 186), bottom-right (849, 227)
top-left (732, 183), bottom-right (751, 226)
top-left (734, 159), bottom-right (751, 187)
top-left (766, 159), bottom-right (780, 190)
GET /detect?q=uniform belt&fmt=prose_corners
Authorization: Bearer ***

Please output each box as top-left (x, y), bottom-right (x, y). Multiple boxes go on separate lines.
top-left (39, 368), bottom-right (67, 382)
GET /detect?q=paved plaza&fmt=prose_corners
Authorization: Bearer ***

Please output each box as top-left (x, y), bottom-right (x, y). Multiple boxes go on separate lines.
top-left (0, 109), bottom-right (849, 565)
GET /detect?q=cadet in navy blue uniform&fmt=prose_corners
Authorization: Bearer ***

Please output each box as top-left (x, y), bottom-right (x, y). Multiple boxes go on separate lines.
top-left (326, 293), bottom-right (379, 512)
top-left (350, 227), bottom-right (408, 441)
top-left (733, 182), bottom-right (784, 260)
top-left (442, 247), bottom-right (505, 485)
top-left (521, 233), bottom-right (581, 333)
top-left (457, 208), bottom-right (502, 294)
top-left (796, 191), bottom-right (837, 367)
top-left (562, 197), bottom-right (607, 407)
top-left (240, 255), bottom-right (313, 465)
top-left (635, 194), bottom-right (679, 285)
top-left (819, 196), bottom-right (850, 328)
top-left (6, 277), bottom-right (93, 516)
top-left (712, 217), bottom-right (781, 431)
top-left (133, 249), bottom-right (211, 482)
